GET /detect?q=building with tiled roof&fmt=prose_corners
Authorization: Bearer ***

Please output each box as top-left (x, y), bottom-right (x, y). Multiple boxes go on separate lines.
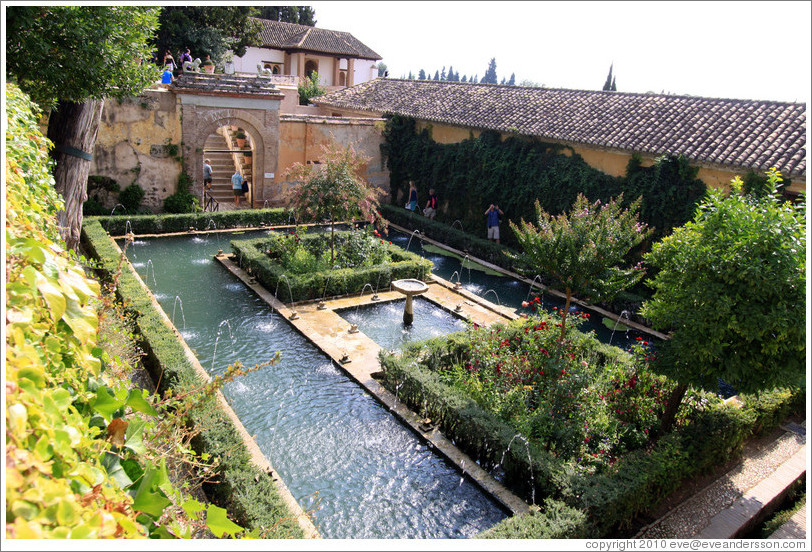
top-left (230, 18), bottom-right (382, 90)
top-left (314, 78), bottom-right (806, 194)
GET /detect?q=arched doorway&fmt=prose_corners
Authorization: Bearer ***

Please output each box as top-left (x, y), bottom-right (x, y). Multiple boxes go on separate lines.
top-left (202, 125), bottom-right (254, 208)
top-left (304, 59), bottom-right (318, 78)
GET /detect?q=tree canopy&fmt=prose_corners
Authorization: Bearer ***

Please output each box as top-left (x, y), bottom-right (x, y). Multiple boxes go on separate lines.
top-left (154, 7), bottom-right (261, 64)
top-left (481, 57), bottom-right (498, 84)
top-left (6, 6), bottom-right (161, 107)
top-left (641, 169), bottom-right (806, 395)
top-left (510, 194), bottom-right (652, 339)
top-left (256, 6), bottom-right (316, 25)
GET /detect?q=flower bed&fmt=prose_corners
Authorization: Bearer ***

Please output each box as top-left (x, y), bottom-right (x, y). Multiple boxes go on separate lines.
top-left (230, 227), bottom-right (432, 303)
top-left (379, 307), bottom-right (804, 537)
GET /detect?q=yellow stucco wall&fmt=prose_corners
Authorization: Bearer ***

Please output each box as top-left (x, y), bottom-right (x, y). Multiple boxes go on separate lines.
top-left (277, 117), bottom-right (389, 203)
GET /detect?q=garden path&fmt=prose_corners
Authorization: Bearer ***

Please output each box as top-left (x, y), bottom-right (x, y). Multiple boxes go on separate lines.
top-left (636, 420), bottom-right (806, 539)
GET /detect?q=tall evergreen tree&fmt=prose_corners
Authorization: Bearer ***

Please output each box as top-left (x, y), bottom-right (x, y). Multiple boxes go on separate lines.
top-left (447, 65), bottom-right (455, 81)
top-left (482, 57), bottom-right (498, 84)
top-left (257, 6), bottom-right (316, 25)
top-left (407, 70), bottom-right (414, 80)
top-left (611, 75), bottom-right (617, 91)
top-left (418, 69), bottom-right (426, 80)
top-left (440, 66), bottom-right (446, 80)
top-left (603, 63), bottom-right (614, 91)
top-left (433, 70), bottom-right (440, 80)
top-left (461, 75), bottom-right (468, 83)
top-left (507, 73), bottom-right (516, 86)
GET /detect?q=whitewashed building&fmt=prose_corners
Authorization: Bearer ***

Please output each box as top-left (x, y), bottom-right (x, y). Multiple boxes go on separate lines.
top-left (231, 18), bottom-right (382, 89)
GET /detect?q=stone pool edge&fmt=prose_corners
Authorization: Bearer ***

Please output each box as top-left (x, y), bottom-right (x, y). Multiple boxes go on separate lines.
top-left (215, 253), bottom-right (531, 520)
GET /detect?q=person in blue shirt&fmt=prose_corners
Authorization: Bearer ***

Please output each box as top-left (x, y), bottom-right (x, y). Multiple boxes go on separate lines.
top-left (161, 66), bottom-right (173, 85)
top-left (231, 170), bottom-right (244, 207)
top-left (485, 203), bottom-right (504, 243)
top-left (405, 182), bottom-right (418, 211)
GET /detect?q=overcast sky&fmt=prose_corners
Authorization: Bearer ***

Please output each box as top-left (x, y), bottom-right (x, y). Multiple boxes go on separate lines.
top-left (311, 0), bottom-right (811, 103)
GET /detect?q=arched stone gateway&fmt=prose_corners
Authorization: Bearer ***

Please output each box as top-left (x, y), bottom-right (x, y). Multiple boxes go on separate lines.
top-left (173, 73), bottom-right (285, 208)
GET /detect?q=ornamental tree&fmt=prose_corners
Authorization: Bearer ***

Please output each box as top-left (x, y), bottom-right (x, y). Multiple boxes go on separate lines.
top-left (285, 143), bottom-right (386, 265)
top-left (641, 169), bottom-right (806, 434)
top-left (509, 193), bottom-right (652, 340)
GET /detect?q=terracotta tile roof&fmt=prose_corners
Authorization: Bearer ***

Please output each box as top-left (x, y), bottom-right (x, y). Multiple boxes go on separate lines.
top-left (253, 18), bottom-right (381, 60)
top-left (315, 79), bottom-right (806, 178)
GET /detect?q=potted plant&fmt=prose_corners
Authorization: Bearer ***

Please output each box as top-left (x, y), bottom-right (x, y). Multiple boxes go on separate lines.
top-left (202, 58), bottom-right (215, 74)
top-left (243, 150), bottom-right (252, 165)
top-left (235, 130), bottom-right (246, 148)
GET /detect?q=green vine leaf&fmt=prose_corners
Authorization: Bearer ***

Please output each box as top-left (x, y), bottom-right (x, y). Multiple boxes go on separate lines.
top-left (91, 386), bottom-right (125, 422)
top-left (125, 389), bottom-right (157, 416)
top-left (205, 504), bottom-right (244, 538)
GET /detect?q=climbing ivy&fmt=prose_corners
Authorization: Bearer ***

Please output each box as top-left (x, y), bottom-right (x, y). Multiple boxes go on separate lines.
top-left (380, 115), bottom-right (707, 244)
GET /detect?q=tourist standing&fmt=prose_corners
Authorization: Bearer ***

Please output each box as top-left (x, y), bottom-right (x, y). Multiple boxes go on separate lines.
top-left (406, 182), bottom-right (418, 212)
top-left (423, 188), bottom-right (438, 219)
top-left (203, 159), bottom-right (213, 189)
top-left (231, 170), bottom-right (244, 207)
top-left (485, 203), bottom-right (504, 243)
top-left (180, 48), bottom-right (193, 72)
top-left (162, 50), bottom-right (176, 73)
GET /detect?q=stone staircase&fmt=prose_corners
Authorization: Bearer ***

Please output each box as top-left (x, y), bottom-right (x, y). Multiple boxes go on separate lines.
top-left (636, 420), bottom-right (806, 539)
top-left (203, 132), bottom-right (239, 205)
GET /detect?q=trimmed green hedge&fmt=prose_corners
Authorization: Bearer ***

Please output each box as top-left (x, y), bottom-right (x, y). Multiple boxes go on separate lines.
top-left (230, 231), bottom-right (433, 302)
top-left (380, 203), bottom-right (520, 271)
top-left (88, 208), bottom-right (291, 236)
top-left (80, 219), bottom-right (304, 538)
top-left (379, 330), bottom-right (804, 538)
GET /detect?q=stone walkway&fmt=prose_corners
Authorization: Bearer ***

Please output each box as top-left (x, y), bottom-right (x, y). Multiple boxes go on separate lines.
top-left (637, 421), bottom-right (806, 540)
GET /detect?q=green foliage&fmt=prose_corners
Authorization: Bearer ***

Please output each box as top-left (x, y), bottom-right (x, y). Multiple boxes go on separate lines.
top-left (118, 183), bottom-right (146, 214)
top-left (255, 6), bottom-right (316, 25)
top-left (231, 229), bottom-right (431, 302)
top-left (154, 7), bottom-right (261, 63)
top-left (641, 169), bottom-right (806, 395)
top-left (6, 6), bottom-right (161, 107)
top-left (380, 115), bottom-right (706, 247)
top-left (478, 499), bottom-right (589, 539)
top-left (163, 172), bottom-right (199, 214)
top-left (92, 208), bottom-right (290, 236)
top-left (297, 71), bottom-right (327, 105)
top-left (509, 194), bottom-right (652, 338)
top-left (285, 142), bottom-right (387, 264)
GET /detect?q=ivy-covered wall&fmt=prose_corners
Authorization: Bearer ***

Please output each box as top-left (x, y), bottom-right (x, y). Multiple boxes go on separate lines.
top-left (380, 115), bottom-right (708, 246)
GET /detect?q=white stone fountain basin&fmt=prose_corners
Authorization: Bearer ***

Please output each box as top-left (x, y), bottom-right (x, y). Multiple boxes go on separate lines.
top-left (391, 279), bottom-right (429, 325)
top-left (391, 279), bottom-right (429, 296)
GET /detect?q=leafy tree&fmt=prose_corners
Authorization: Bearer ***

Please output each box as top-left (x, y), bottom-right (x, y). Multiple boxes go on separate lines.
top-left (641, 169), bottom-right (806, 433)
top-left (482, 58), bottom-right (498, 84)
top-left (377, 62), bottom-right (388, 77)
top-left (603, 63), bottom-right (614, 91)
top-left (6, 6), bottom-right (161, 251)
top-left (285, 143), bottom-right (386, 264)
top-left (154, 7), bottom-right (261, 64)
top-left (510, 194), bottom-right (652, 340)
top-left (297, 71), bottom-right (326, 105)
top-left (256, 6), bottom-right (316, 25)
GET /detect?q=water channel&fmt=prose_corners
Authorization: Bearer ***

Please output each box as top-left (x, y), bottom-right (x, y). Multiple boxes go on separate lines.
top-left (125, 231), bottom-right (509, 539)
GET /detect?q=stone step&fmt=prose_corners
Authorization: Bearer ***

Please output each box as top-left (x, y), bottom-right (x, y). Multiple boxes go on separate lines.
top-left (636, 422), bottom-right (806, 539)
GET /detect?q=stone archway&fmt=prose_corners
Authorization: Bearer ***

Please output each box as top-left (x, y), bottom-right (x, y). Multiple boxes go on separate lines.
top-left (176, 85), bottom-right (283, 209)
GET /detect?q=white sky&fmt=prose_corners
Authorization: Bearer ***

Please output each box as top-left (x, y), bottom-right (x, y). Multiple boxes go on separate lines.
top-left (310, 0), bottom-right (811, 103)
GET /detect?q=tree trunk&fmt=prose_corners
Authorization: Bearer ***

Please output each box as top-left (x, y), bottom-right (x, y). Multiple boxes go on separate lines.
top-left (48, 98), bottom-right (104, 251)
top-left (560, 287), bottom-right (572, 340)
top-left (657, 382), bottom-right (688, 438)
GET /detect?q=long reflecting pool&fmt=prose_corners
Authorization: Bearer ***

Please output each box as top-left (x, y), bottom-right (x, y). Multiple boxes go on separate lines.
top-left (125, 232), bottom-right (508, 539)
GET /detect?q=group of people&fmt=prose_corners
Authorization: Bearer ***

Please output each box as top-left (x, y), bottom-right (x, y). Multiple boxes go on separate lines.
top-left (202, 158), bottom-right (250, 208)
top-left (161, 47), bottom-right (197, 84)
top-left (405, 182), bottom-right (504, 243)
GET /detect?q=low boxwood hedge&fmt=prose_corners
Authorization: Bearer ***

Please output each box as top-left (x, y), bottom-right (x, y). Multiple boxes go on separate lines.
top-left (80, 219), bottom-right (304, 538)
top-left (88, 208), bottom-right (291, 236)
top-left (230, 230), bottom-right (433, 303)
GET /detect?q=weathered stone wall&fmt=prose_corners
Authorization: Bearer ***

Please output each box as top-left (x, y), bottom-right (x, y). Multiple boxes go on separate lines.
top-left (278, 115), bottom-right (389, 205)
top-left (92, 90), bottom-right (183, 211)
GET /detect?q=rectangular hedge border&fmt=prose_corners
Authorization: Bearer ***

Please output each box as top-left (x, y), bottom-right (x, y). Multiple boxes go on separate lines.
top-left (230, 231), bottom-right (433, 303)
top-left (81, 219), bottom-right (305, 538)
top-left (378, 329), bottom-right (804, 538)
top-left (87, 207), bottom-right (291, 236)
